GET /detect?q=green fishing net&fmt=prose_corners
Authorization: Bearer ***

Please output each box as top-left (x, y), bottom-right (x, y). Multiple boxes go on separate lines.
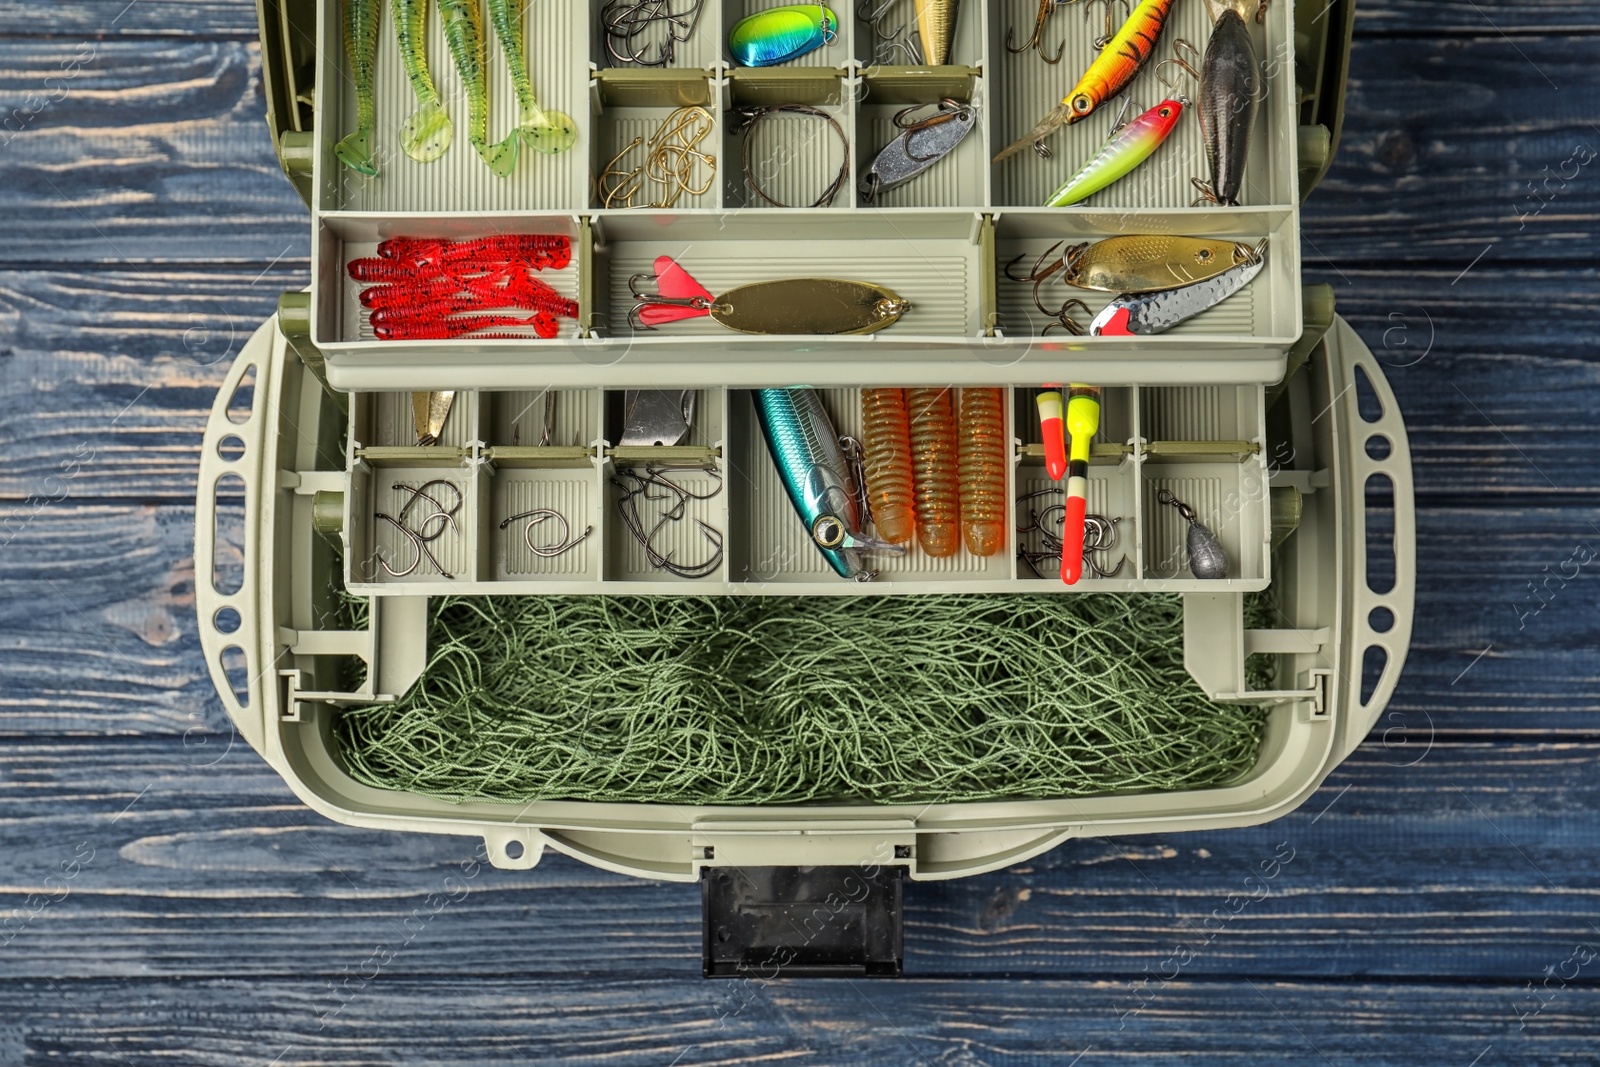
top-left (333, 593), bottom-right (1273, 805)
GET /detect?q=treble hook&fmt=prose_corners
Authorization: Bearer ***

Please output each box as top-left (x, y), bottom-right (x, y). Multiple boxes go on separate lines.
top-left (858, 0), bottom-right (923, 63)
top-left (1006, 0), bottom-right (1066, 64)
top-left (1155, 36), bottom-right (1202, 91)
top-left (1083, 0), bottom-right (1129, 51)
top-left (1042, 298), bottom-right (1092, 336)
top-left (626, 269), bottom-right (719, 331)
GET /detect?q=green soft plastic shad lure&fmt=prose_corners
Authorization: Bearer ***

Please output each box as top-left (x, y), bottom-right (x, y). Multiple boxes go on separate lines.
top-left (439, 0), bottom-right (521, 176)
top-left (486, 0), bottom-right (578, 155)
top-left (392, 0), bottom-right (453, 162)
top-left (336, 0), bottom-right (382, 175)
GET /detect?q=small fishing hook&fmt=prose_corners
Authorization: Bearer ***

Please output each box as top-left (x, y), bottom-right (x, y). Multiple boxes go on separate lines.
top-left (612, 466), bottom-right (724, 579)
top-left (891, 99), bottom-right (974, 163)
top-left (500, 508), bottom-right (593, 561)
top-left (374, 479), bottom-right (463, 580)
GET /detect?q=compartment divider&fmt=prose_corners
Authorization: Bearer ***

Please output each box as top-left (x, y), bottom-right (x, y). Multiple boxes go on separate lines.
top-left (1128, 385), bottom-right (1145, 582)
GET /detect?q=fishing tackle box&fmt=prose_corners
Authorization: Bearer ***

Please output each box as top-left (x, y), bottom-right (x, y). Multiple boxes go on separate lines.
top-left (199, 0), bottom-right (1403, 973)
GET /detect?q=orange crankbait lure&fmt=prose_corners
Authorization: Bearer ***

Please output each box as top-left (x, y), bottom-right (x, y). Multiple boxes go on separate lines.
top-left (994, 0), bottom-right (1179, 164)
top-left (907, 387), bottom-right (960, 558)
top-left (958, 388), bottom-right (1007, 558)
top-left (860, 388), bottom-right (917, 546)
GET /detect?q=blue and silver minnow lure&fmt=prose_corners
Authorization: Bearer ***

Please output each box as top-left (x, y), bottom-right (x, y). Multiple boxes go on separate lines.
top-left (728, 4), bottom-right (838, 67)
top-left (753, 388), bottom-right (903, 579)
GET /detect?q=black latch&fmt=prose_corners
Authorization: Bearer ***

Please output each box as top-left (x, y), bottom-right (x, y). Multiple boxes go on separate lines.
top-left (701, 865), bottom-right (905, 978)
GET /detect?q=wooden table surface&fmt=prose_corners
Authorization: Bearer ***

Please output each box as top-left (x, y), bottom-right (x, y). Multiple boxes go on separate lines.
top-left (2, 2), bottom-right (1597, 1063)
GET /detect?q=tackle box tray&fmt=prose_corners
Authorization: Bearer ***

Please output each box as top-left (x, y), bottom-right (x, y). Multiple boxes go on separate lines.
top-left (336, 382), bottom-right (1276, 594)
top-left (196, 307), bottom-right (1413, 881)
top-left (284, 0), bottom-right (1312, 387)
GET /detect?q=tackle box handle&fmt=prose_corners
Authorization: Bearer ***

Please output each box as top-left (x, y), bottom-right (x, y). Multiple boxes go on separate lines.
top-left (1295, 0), bottom-right (1357, 200)
top-left (1330, 318), bottom-right (1415, 753)
top-left (194, 319), bottom-right (281, 752)
top-left (256, 0), bottom-right (318, 207)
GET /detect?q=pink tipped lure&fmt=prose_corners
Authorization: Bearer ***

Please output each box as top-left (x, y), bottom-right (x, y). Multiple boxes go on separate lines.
top-left (1044, 98), bottom-right (1185, 208)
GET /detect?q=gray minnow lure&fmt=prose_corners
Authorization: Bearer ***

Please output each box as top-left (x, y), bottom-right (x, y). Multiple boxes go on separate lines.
top-left (753, 389), bottom-right (904, 580)
top-left (1088, 245), bottom-right (1265, 336)
top-left (860, 99), bottom-right (977, 202)
top-left (1196, 0), bottom-right (1264, 206)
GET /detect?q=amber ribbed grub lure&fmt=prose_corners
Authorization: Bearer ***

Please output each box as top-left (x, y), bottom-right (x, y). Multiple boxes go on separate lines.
top-left (859, 388), bottom-right (917, 546)
top-left (906, 387), bottom-right (960, 558)
top-left (957, 387), bottom-right (1007, 557)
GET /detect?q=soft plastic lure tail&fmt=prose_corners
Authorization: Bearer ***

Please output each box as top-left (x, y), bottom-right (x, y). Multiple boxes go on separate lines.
top-left (379, 234), bottom-right (571, 270)
top-left (994, 0), bottom-right (1178, 164)
top-left (439, 0), bottom-right (520, 176)
top-left (906, 387), bottom-right (960, 558)
top-left (336, 0), bottom-right (382, 175)
top-left (860, 388), bottom-right (917, 546)
top-left (393, 0), bottom-right (454, 163)
top-left (366, 277), bottom-right (576, 321)
top-left (957, 387), bottom-right (1007, 558)
top-left (1045, 97), bottom-right (1184, 206)
top-left (374, 311), bottom-right (561, 340)
top-left (486, 0), bottom-right (579, 154)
